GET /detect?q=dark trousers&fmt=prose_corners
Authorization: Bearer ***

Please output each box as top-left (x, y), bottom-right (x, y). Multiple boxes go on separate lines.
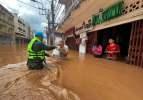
top-left (27, 59), bottom-right (44, 70)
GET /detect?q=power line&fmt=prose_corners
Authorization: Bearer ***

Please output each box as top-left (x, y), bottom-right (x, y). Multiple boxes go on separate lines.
top-left (17, 0), bottom-right (40, 9)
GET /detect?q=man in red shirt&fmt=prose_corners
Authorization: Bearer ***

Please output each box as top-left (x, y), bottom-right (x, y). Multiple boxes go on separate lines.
top-left (106, 38), bottom-right (120, 60)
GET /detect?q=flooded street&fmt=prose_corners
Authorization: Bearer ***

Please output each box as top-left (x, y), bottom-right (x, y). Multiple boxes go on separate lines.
top-left (0, 45), bottom-right (79, 100)
top-left (0, 45), bottom-right (143, 100)
top-left (0, 45), bottom-right (27, 67)
top-left (1, 0), bottom-right (143, 99)
top-left (59, 52), bottom-right (143, 100)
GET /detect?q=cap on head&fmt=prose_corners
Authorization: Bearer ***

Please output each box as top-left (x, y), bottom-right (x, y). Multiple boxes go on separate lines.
top-left (35, 32), bottom-right (43, 38)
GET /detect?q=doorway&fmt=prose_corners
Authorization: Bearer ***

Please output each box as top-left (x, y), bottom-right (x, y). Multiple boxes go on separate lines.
top-left (97, 23), bottom-right (132, 58)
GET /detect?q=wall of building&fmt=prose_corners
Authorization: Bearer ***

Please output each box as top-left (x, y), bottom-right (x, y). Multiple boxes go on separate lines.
top-left (26, 25), bottom-right (33, 40)
top-left (58, 0), bottom-right (82, 26)
top-left (58, 0), bottom-right (143, 32)
top-left (0, 4), bottom-right (33, 45)
top-left (59, 0), bottom-right (73, 10)
top-left (14, 14), bottom-right (33, 44)
top-left (0, 4), bottom-right (14, 44)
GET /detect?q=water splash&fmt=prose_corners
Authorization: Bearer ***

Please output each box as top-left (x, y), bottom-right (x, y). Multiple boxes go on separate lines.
top-left (0, 59), bottom-right (80, 100)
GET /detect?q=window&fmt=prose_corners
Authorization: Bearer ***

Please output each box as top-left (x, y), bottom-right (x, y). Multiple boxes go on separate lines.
top-left (0, 24), bottom-right (3, 30)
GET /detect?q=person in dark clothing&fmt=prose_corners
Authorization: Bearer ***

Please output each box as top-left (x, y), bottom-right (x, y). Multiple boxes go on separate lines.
top-left (27, 32), bottom-right (56, 70)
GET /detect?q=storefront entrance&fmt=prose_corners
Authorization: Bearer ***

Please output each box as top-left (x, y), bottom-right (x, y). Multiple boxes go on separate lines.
top-left (96, 19), bottom-right (143, 67)
top-left (97, 23), bottom-right (132, 59)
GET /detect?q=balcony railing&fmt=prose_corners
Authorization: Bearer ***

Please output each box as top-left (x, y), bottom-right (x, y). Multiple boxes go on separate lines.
top-left (0, 17), bottom-right (14, 27)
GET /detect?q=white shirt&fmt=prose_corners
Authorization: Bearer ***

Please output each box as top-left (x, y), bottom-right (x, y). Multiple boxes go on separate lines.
top-left (52, 45), bottom-right (69, 57)
top-left (79, 39), bottom-right (86, 54)
top-left (64, 45), bottom-right (69, 53)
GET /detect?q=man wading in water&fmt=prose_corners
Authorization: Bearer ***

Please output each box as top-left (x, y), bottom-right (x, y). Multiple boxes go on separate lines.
top-left (27, 32), bottom-right (56, 70)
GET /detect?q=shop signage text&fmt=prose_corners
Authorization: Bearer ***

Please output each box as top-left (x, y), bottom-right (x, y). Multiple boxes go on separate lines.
top-left (75, 20), bottom-right (93, 35)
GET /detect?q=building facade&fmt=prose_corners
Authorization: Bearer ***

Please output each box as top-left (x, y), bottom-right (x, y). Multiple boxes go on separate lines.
top-left (58, 0), bottom-right (82, 26)
top-left (58, 0), bottom-right (143, 67)
top-left (58, 0), bottom-right (143, 32)
top-left (14, 14), bottom-right (33, 45)
top-left (0, 4), bottom-right (14, 44)
top-left (0, 4), bottom-right (33, 45)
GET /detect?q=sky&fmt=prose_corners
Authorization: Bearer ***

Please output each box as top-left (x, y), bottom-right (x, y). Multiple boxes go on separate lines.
top-left (0, 0), bottom-right (64, 32)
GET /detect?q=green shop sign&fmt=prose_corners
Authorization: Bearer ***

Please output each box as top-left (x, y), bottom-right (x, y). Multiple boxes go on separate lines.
top-left (92, 1), bottom-right (124, 26)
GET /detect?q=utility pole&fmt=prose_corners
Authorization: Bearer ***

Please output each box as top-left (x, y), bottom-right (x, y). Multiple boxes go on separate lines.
top-left (50, 0), bottom-right (55, 45)
top-left (47, 10), bottom-right (51, 45)
top-left (30, 0), bottom-right (56, 45)
top-left (51, 0), bottom-right (55, 30)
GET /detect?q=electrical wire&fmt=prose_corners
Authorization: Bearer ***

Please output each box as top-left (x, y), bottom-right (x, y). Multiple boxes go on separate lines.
top-left (17, 0), bottom-right (40, 9)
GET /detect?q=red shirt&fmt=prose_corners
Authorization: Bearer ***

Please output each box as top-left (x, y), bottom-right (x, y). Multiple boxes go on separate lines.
top-left (106, 43), bottom-right (120, 54)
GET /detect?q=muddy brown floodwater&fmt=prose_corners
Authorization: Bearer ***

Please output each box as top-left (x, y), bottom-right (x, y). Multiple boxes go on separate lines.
top-left (58, 52), bottom-right (143, 100)
top-left (0, 45), bottom-right (79, 100)
top-left (0, 45), bottom-right (27, 67)
top-left (0, 45), bottom-right (143, 100)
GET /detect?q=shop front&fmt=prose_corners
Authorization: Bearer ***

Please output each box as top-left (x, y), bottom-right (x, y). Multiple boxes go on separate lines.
top-left (75, 19), bottom-right (94, 53)
top-left (89, 0), bottom-right (143, 67)
top-left (90, 19), bottom-right (143, 67)
top-left (65, 27), bottom-right (79, 50)
top-left (64, 0), bottom-right (143, 67)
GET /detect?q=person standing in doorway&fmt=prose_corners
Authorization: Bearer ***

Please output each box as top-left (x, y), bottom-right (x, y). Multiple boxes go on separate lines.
top-left (92, 42), bottom-right (103, 57)
top-left (79, 39), bottom-right (87, 54)
top-left (106, 38), bottom-right (120, 60)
